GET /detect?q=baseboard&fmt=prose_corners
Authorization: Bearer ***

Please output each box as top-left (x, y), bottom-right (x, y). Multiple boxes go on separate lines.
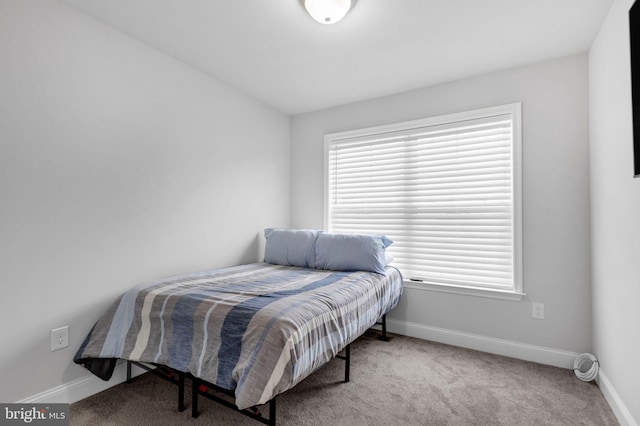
top-left (597, 369), bottom-right (638, 426)
top-left (385, 318), bottom-right (579, 369)
top-left (17, 321), bottom-right (587, 405)
top-left (17, 362), bottom-right (147, 404)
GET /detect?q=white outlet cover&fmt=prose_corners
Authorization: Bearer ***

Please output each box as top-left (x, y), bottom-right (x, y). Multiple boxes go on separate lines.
top-left (51, 326), bottom-right (69, 351)
top-left (532, 303), bottom-right (545, 320)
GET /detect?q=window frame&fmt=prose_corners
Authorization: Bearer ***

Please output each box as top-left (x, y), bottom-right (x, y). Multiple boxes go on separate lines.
top-left (323, 103), bottom-right (524, 301)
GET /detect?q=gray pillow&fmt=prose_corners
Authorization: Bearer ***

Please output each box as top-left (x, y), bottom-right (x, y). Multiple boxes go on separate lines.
top-left (315, 233), bottom-right (393, 274)
top-left (264, 228), bottom-right (321, 268)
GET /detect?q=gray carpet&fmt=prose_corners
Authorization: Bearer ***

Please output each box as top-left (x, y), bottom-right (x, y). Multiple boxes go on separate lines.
top-left (70, 334), bottom-right (618, 425)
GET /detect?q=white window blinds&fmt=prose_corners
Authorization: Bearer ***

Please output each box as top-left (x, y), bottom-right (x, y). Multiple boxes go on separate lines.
top-left (325, 104), bottom-right (522, 293)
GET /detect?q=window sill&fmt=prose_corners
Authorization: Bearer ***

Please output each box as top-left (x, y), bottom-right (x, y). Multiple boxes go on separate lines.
top-left (403, 280), bottom-right (525, 301)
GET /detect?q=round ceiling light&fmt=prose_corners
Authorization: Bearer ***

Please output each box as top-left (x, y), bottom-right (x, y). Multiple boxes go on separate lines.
top-left (304, 0), bottom-right (352, 25)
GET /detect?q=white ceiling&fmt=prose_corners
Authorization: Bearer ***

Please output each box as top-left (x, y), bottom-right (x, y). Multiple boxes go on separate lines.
top-left (59, 0), bottom-right (612, 115)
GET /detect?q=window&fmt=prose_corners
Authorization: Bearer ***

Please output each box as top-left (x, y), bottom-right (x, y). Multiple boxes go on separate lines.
top-left (325, 103), bottom-right (523, 299)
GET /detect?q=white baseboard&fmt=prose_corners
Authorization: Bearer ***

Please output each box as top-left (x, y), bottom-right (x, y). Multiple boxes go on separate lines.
top-left (385, 318), bottom-right (580, 369)
top-left (17, 362), bottom-right (147, 404)
top-left (16, 321), bottom-right (600, 407)
top-left (597, 369), bottom-right (638, 426)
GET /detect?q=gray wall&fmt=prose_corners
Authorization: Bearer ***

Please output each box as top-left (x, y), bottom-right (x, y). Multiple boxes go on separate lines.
top-left (0, 0), bottom-right (290, 402)
top-left (590, 0), bottom-right (640, 423)
top-left (291, 54), bottom-right (592, 357)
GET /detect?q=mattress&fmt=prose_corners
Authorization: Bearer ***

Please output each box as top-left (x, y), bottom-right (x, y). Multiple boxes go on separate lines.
top-left (74, 262), bottom-right (403, 409)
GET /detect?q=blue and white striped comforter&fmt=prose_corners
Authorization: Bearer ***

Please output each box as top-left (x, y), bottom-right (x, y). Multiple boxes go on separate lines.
top-left (74, 262), bottom-right (403, 409)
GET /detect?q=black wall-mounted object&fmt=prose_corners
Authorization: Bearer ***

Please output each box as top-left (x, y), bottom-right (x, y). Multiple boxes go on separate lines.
top-left (630, 0), bottom-right (640, 177)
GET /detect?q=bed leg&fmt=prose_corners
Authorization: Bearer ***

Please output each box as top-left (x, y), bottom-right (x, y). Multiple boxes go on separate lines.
top-left (178, 373), bottom-right (185, 412)
top-left (378, 314), bottom-right (391, 342)
top-left (126, 361), bottom-right (132, 384)
top-left (344, 344), bottom-right (351, 383)
top-left (269, 398), bottom-right (277, 426)
top-left (191, 379), bottom-right (199, 418)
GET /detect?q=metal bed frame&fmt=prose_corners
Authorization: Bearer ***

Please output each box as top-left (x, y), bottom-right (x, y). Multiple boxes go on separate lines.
top-left (125, 315), bottom-right (389, 426)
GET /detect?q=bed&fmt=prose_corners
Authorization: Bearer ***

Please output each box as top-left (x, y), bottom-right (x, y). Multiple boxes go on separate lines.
top-left (74, 229), bottom-right (403, 424)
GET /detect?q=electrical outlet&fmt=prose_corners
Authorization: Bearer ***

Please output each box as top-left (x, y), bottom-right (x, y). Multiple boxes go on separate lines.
top-left (51, 326), bottom-right (69, 351)
top-left (532, 303), bottom-right (545, 320)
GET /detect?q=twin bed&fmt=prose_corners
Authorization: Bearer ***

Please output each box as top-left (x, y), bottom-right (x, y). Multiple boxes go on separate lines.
top-left (74, 229), bottom-right (403, 425)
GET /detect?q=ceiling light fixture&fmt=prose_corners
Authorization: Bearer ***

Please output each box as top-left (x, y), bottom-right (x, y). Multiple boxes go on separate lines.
top-left (304, 0), bottom-right (352, 25)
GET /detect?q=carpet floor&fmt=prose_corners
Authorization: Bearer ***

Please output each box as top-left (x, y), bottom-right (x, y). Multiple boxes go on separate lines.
top-left (70, 334), bottom-right (618, 425)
